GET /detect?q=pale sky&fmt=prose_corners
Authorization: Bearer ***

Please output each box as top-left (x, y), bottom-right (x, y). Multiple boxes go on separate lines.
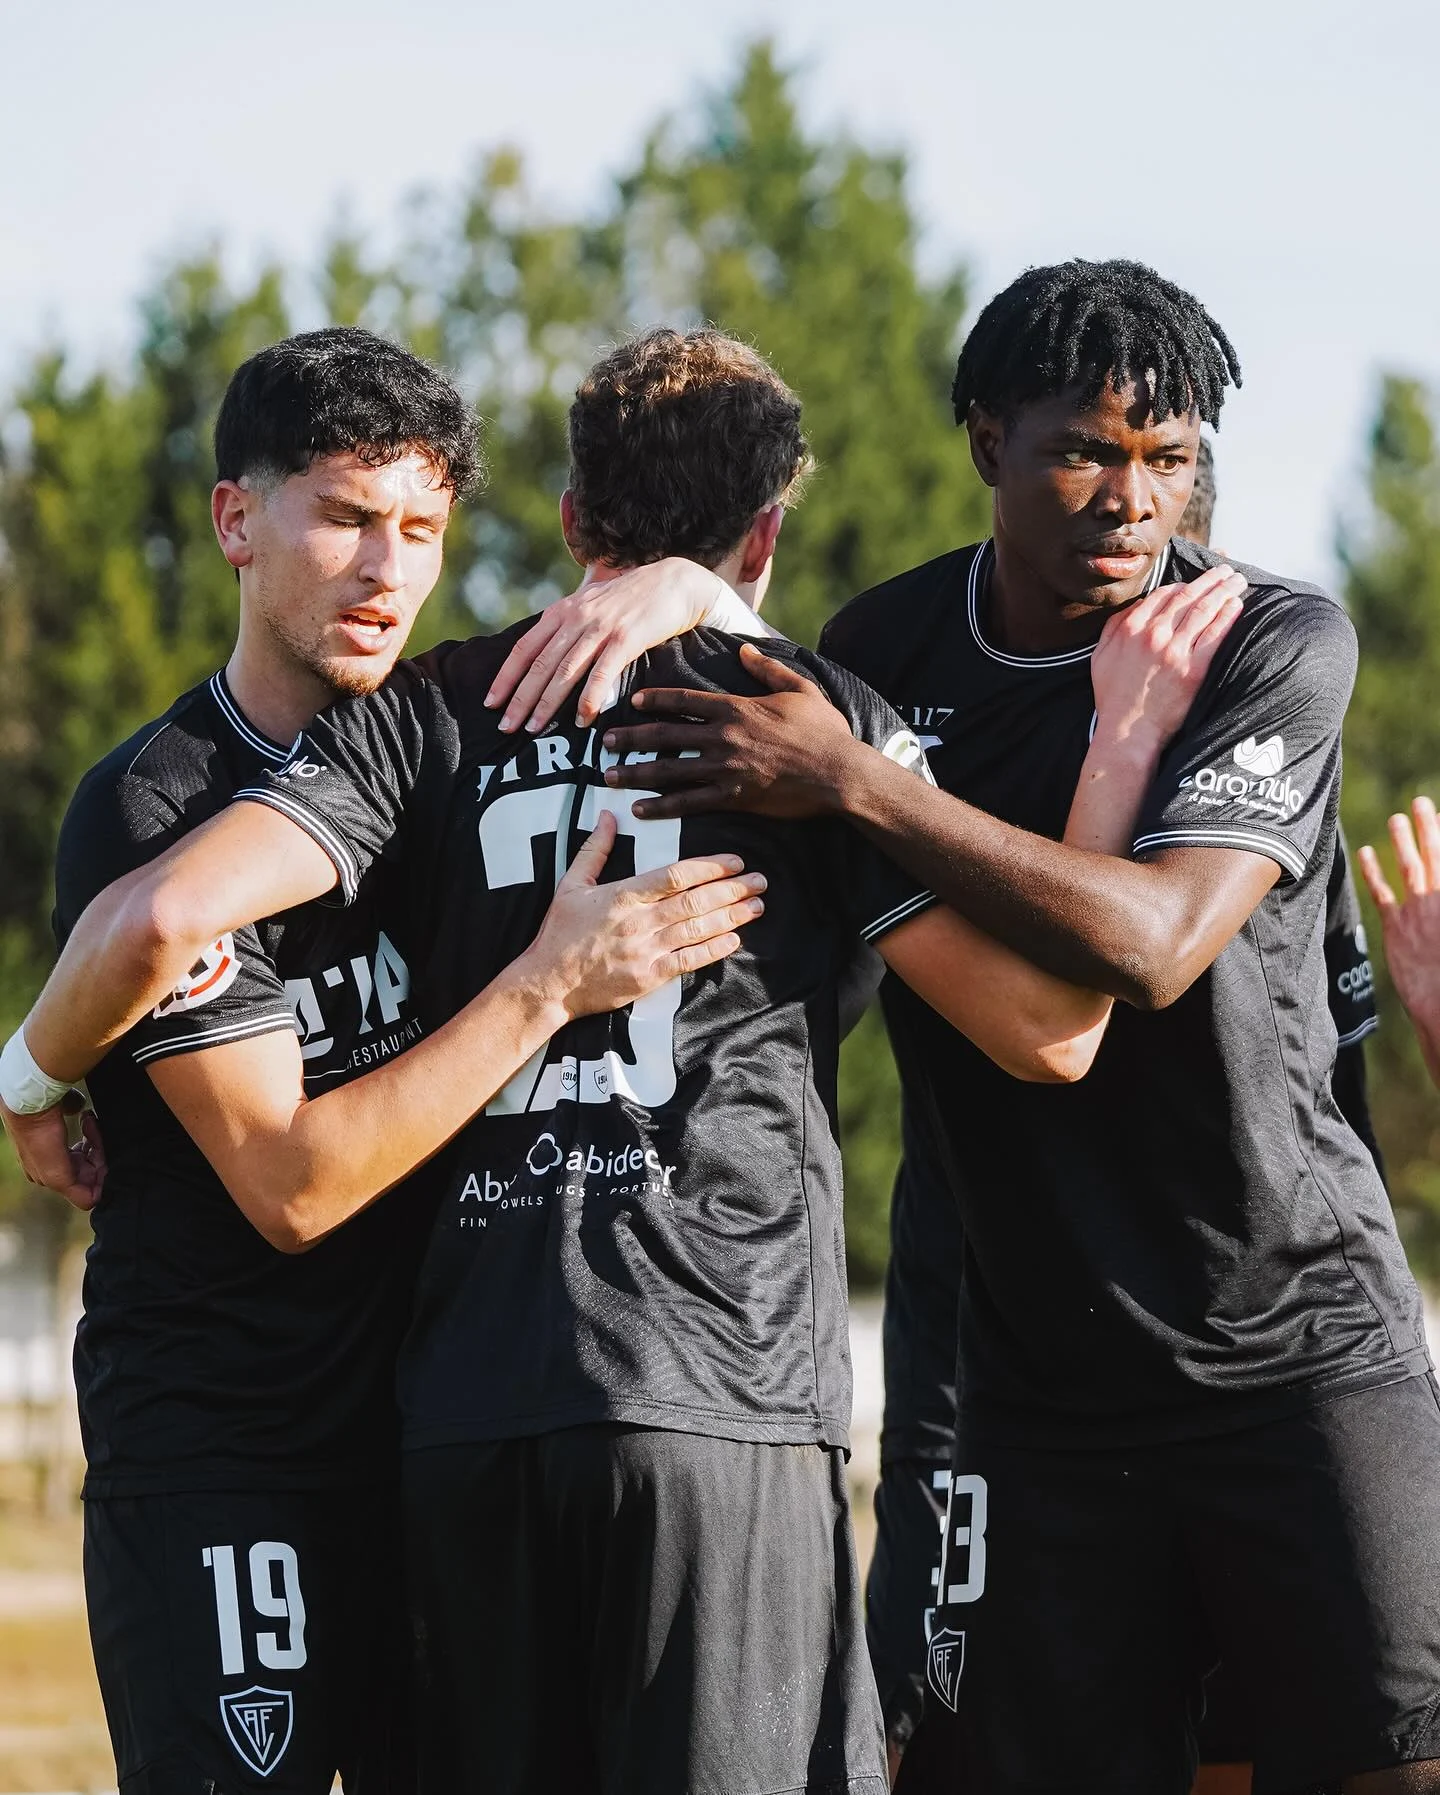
top-left (4, 0), bottom-right (1438, 591)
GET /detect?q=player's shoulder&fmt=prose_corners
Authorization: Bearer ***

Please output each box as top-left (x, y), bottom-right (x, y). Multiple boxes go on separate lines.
top-left (406, 622), bottom-right (525, 705)
top-left (1172, 537), bottom-right (1355, 659)
top-left (62, 677), bottom-right (228, 845)
top-left (822, 544), bottom-right (982, 660)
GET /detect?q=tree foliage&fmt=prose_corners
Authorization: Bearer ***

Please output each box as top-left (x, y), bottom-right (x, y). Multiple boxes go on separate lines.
top-left (0, 43), bottom-right (986, 1271)
top-left (1342, 375), bottom-right (1440, 1274)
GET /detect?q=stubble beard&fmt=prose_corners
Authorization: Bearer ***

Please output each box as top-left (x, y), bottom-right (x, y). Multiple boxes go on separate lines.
top-left (259, 601), bottom-right (396, 702)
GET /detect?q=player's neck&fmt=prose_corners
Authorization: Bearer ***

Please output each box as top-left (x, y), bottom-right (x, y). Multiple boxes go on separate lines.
top-left (986, 531), bottom-right (1111, 657)
top-left (223, 632), bottom-right (336, 747)
top-left (580, 559), bottom-right (762, 610)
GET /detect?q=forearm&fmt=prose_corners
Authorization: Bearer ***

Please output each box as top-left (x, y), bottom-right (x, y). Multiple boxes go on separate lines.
top-left (1064, 726), bottom-right (1167, 857)
top-left (26, 872), bottom-right (220, 1082)
top-left (248, 956), bottom-right (571, 1249)
top-left (831, 739), bottom-right (1183, 1007)
top-left (29, 804), bottom-right (337, 1084)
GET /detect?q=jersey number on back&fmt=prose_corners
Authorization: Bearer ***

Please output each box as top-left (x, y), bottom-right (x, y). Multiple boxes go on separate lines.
top-left (477, 782), bottom-right (681, 1115)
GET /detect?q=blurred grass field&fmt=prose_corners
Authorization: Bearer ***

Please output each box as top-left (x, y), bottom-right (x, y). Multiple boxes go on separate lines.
top-left (0, 1501), bottom-right (109, 1794)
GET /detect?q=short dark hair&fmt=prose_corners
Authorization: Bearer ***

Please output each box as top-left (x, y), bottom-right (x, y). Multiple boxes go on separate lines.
top-left (566, 328), bottom-right (811, 568)
top-left (215, 327), bottom-right (482, 496)
top-left (952, 259), bottom-right (1242, 430)
top-left (1178, 436), bottom-right (1216, 545)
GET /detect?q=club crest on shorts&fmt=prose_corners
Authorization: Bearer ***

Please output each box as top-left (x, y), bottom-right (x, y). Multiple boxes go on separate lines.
top-left (926, 1626), bottom-right (966, 1712)
top-left (220, 1686), bottom-right (293, 1777)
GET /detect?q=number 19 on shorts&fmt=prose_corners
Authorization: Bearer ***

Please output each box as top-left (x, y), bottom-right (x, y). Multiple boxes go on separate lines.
top-left (202, 1542), bottom-right (308, 1675)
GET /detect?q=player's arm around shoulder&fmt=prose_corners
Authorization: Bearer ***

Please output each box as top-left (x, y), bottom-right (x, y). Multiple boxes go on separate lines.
top-left (802, 649), bottom-right (1112, 1085)
top-left (144, 813), bottom-right (766, 1252)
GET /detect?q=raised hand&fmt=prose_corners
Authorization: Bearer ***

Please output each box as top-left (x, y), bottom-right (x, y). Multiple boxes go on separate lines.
top-left (1066, 564), bottom-right (1248, 857)
top-left (484, 560), bottom-right (729, 736)
top-left (1090, 563), bottom-right (1248, 755)
top-left (599, 644), bottom-right (857, 821)
top-left (1, 1091), bottom-right (106, 1211)
top-left (524, 810), bottom-right (767, 1016)
top-left (1358, 798), bottom-right (1440, 1089)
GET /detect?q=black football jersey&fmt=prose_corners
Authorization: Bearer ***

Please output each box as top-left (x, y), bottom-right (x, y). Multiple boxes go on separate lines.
top-left (877, 831), bottom-right (1386, 1469)
top-left (821, 538), bottom-right (1427, 1447)
top-left (242, 626), bottom-right (935, 1452)
top-left (54, 672), bottom-right (436, 1496)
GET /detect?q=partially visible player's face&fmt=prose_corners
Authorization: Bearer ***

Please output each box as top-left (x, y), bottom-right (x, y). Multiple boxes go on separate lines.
top-left (235, 450), bottom-right (453, 697)
top-left (970, 379), bottom-right (1200, 615)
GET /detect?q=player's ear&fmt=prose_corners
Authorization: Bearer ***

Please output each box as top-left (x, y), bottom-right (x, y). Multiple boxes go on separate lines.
top-left (966, 405), bottom-right (1004, 489)
top-left (559, 490), bottom-right (587, 569)
top-left (212, 480), bottom-right (258, 569)
top-left (737, 506), bottom-right (784, 585)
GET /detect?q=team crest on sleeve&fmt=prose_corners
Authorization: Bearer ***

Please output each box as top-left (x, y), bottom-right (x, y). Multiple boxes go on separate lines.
top-left (220, 1685), bottom-right (293, 1776)
top-left (151, 935), bottom-right (241, 1018)
top-left (926, 1626), bottom-right (966, 1712)
top-left (880, 728), bottom-right (938, 786)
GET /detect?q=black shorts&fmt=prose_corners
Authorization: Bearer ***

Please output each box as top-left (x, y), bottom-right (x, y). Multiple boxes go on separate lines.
top-left (84, 1483), bottom-right (413, 1795)
top-left (864, 1459), bottom-right (951, 1751)
top-left (404, 1425), bottom-right (887, 1795)
top-left (905, 1373), bottom-right (1440, 1795)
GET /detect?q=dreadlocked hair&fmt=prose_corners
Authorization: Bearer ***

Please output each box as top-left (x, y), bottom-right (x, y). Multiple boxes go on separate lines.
top-left (951, 259), bottom-right (1242, 430)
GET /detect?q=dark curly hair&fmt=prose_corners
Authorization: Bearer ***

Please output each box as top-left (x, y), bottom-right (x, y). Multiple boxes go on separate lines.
top-left (952, 259), bottom-right (1242, 430)
top-left (215, 327), bottom-right (482, 497)
top-left (567, 328), bottom-right (811, 568)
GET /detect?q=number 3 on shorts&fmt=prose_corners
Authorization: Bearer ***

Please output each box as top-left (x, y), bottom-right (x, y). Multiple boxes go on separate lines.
top-left (938, 1473), bottom-right (989, 1604)
top-left (202, 1542), bottom-right (308, 1675)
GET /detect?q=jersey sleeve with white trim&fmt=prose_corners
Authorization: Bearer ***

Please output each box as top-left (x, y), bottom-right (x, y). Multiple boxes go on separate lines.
top-left (1132, 590), bottom-right (1356, 883)
top-left (781, 645), bottom-right (939, 945)
top-left (236, 657), bottom-right (461, 904)
top-left (54, 761), bottom-right (299, 1069)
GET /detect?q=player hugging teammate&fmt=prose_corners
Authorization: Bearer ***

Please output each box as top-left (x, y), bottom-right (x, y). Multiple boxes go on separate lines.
top-left (6, 257), bottom-right (1440, 1795)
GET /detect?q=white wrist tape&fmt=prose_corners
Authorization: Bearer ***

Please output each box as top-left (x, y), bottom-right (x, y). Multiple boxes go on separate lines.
top-left (0, 1027), bottom-right (74, 1115)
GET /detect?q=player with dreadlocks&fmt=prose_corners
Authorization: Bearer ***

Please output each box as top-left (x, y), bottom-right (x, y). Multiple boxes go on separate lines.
top-left (598, 259), bottom-right (1440, 1794)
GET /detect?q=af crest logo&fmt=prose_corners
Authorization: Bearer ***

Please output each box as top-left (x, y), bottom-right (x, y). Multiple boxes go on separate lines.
top-left (220, 1685), bottom-right (293, 1777)
top-left (926, 1626), bottom-right (966, 1712)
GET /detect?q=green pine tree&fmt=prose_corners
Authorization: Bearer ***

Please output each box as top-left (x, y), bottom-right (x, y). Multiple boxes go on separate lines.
top-left (1342, 374), bottom-right (1440, 1274)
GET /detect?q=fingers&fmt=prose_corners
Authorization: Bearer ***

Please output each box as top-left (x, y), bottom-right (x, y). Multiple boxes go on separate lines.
top-left (630, 687), bottom-right (739, 720)
top-left (631, 786), bottom-right (741, 821)
top-left (1389, 810), bottom-right (1428, 898)
top-left (499, 621), bottom-right (598, 735)
top-left (620, 858), bottom-right (754, 901)
top-left (486, 608), bottom-right (565, 717)
top-left (1358, 843), bottom-right (1397, 912)
top-left (575, 649), bottom-right (632, 729)
top-left (1121, 563), bottom-right (1233, 636)
top-left (560, 813), bottom-right (619, 890)
top-left (737, 642), bottom-right (812, 692)
top-left (1138, 566), bottom-right (1239, 652)
top-left (602, 722), bottom-right (712, 759)
top-left (606, 753), bottom-right (728, 792)
top-left (1192, 594), bottom-right (1244, 659)
top-left (81, 1112), bottom-right (108, 1192)
top-left (1414, 796), bottom-right (1440, 890)
top-left (647, 875), bottom-right (766, 930)
top-left (657, 931), bottom-right (744, 979)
